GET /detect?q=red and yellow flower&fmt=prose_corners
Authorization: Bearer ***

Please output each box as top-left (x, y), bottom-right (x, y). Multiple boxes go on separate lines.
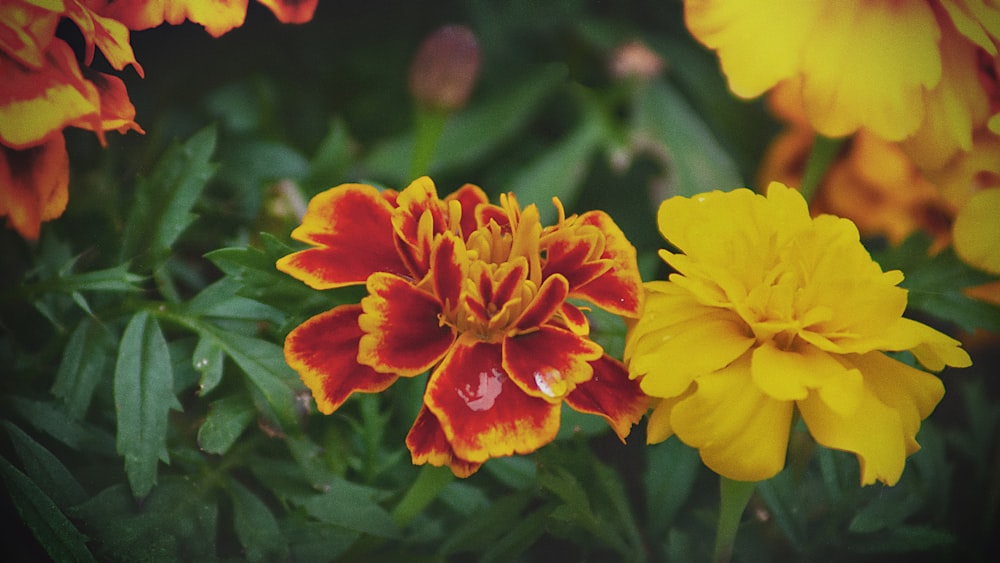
top-left (1, 0), bottom-right (317, 239)
top-left (278, 177), bottom-right (648, 477)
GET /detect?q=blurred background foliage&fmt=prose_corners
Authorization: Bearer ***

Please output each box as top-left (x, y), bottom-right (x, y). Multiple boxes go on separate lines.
top-left (1, 1), bottom-right (998, 561)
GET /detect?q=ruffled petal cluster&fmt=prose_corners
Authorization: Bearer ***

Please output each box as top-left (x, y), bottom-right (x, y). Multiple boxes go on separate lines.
top-left (1, 0), bottom-right (317, 239)
top-left (685, 0), bottom-right (1000, 163)
top-left (626, 182), bottom-right (971, 486)
top-left (279, 177), bottom-right (648, 477)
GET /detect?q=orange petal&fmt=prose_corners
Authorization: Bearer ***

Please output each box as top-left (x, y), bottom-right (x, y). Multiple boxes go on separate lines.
top-left (358, 272), bottom-right (454, 377)
top-left (0, 40), bottom-right (102, 148)
top-left (564, 354), bottom-right (649, 442)
top-left (444, 182), bottom-right (489, 239)
top-left (0, 1), bottom-right (60, 69)
top-left (502, 325), bottom-right (603, 401)
top-left (276, 184), bottom-right (407, 289)
top-left (406, 406), bottom-right (483, 477)
top-left (85, 71), bottom-right (144, 135)
top-left (64, 0), bottom-right (144, 76)
top-left (0, 134), bottom-right (68, 239)
top-left (284, 305), bottom-right (398, 414)
top-left (94, 0), bottom-right (250, 37)
top-left (513, 274), bottom-right (568, 331)
top-left (425, 335), bottom-right (560, 463)
top-left (255, 0), bottom-right (318, 24)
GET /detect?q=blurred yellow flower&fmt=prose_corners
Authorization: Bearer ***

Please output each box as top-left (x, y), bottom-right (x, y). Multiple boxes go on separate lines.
top-left (686, 0), bottom-right (999, 162)
top-left (626, 182), bottom-right (972, 485)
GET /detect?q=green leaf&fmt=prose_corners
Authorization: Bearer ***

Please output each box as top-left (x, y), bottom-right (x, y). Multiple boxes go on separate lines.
top-left (364, 64), bottom-right (569, 184)
top-left (192, 335), bottom-right (225, 396)
top-left (0, 455), bottom-right (97, 563)
top-left (228, 479), bottom-right (289, 562)
top-left (120, 126), bottom-right (218, 266)
top-left (296, 478), bottom-right (400, 538)
top-left (70, 478), bottom-right (218, 562)
top-left (114, 310), bottom-right (182, 498)
top-left (873, 234), bottom-right (1000, 333)
top-left (6, 397), bottom-right (115, 454)
top-left (51, 317), bottom-right (114, 419)
top-left (197, 394), bottom-right (255, 455)
top-left (439, 493), bottom-right (533, 556)
top-left (304, 117), bottom-right (354, 197)
top-left (631, 78), bottom-right (743, 197)
top-left (645, 435), bottom-right (701, 533)
top-left (3, 422), bottom-right (87, 510)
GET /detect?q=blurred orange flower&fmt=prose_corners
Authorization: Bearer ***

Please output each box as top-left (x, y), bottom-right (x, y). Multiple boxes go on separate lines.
top-left (0, 0), bottom-right (317, 239)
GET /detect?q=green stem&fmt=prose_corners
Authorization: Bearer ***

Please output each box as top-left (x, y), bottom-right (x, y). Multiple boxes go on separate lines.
top-left (713, 477), bottom-right (756, 563)
top-left (799, 134), bottom-right (846, 204)
top-left (390, 464), bottom-right (454, 527)
top-left (409, 107), bottom-right (449, 179)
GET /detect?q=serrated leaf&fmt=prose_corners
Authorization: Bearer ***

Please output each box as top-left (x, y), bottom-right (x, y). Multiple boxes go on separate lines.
top-left (114, 311), bottom-right (182, 498)
top-left (52, 317), bottom-right (113, 419)
top-left (48, 263), bottom-right (145, 294)
top-left (120, 126), bottom-right (218, 265)
top-left (0, 456), bottom-right (97, 563)
top-left (197, 395), bottom-right (255, 455)
top-left (632, 78), bottom-right (743, 198)
top-left (296, 478), bottom-right (400, 538)
top-left (7, 397), bottom-right (115, 454)
top-left (3, 422), bottom-right (87, 510)
top-left (192, 335), bottom-right (225, 396)
top-left (873, 235), bottom-right (1000, 332)
top-left (183, 276), bottom-right (285, 325)
top-left (228, 479), bottom-right (288, 562)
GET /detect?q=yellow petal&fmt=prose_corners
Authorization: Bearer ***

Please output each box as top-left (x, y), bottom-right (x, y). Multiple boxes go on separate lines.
top-left (954, 188), bottom-right (1000, 275)
top-left (645, 390), bottom-right (691, 444)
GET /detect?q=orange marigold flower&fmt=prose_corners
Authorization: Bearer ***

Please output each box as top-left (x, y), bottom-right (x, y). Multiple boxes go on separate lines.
top-left (626, 182), bottom-right (971, 486)
top-left (278, 177), bottom-right (648, 477)
top-left (685, 0), bottom-right (1000, 159)
top-left (93, 0), bottom-right (319, 38)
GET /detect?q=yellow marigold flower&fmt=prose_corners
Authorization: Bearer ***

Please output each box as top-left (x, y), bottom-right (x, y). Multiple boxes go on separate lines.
top-left (685, 0), bottom-right (1000, 158)
top-left (279, 177), bottom-right (648, 477)
top-left (626, 182), bottom-right (972, 486)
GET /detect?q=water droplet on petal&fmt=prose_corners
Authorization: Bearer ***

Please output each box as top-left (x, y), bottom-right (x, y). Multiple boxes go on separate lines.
top-left (457, 367), bottom-right (504, 411)
top-left (534, 368), bottom-right (564, 398)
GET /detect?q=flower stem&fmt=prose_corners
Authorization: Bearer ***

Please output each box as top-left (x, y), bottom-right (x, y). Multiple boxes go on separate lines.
top-left (390, 464), bottom-right (454, 527)
top-left (799, 134), bottom-right (845, 204)
top-left (409, 107), bottom-right (448, 178)
top-left (713, 477), bottom-right (756, 563)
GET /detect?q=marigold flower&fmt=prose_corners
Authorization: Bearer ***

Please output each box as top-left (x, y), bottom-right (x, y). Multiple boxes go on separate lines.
top-left (626, 182), bottom-right (971, 486)
top-left (91, 0), bottom-right (318, 37)
top-left (278, 177), bottom-right (648, 476)
top-left (685, 0), bottom-right (1000, 158)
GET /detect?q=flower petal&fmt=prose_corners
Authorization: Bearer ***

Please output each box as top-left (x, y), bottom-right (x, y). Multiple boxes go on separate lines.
top-left (0, 2), bottom-right (59, 69)
top-left (406, 406), bottom-right (483, 477)
top-left (444, 182), bottom-right (489, 239)
top-left (276, 184), bottom-right (407, 288)
top-left (358, 272), bottom-right (454, 377)
top-left (96, 0), bottom-right (249, 37)
top-left (502, 325), bottom-right (603, 401)
top-left (954, 188), bottom-right (1000, 276)
top-left (671, 355), bottom-right (794, 482)
top-left (284, 305), bottom-right (398, 414)
top-left (425, 335), bottom-right (560, 463)
top-left (256, 0), bottom-right (318, 24)
top-left (0, 134), bottom-right (68, 239)
top-left (513, 274), bottom-right (568, 331)
top-left (564, 354), bottom-right (648, 442)
top-left (645, 388), bottom-right (693, 444)
top-left (431, 231), bottom-right (469, 315)
top-left (64, 0), bottom-right (144, 76)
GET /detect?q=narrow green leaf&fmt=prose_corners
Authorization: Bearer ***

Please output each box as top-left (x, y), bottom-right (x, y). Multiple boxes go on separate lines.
top-left (6, 397), bottom-right (115, 454)
top-left (197, 395), bottom-right (255, 455)
top-left (192, 335), bottom-right (225, 396)
top-left (114, 310), bottom-right (182, 498)
top-left (52, 317), bottom-right (113, 419)
top-left (645, 436), bottom-right (701, 533)
top-left (3, 422), bottom-right (87, 509)
top-left (120, 126), bottom-right (218, 264)
top-left (0, 456), bottom-right (96, 563)
top-left (228, 479), bottom-right (288, 563)
top-left (632, 78), bottom-right (743, 197)
top-left (296, 479), bottom-right (400, 538)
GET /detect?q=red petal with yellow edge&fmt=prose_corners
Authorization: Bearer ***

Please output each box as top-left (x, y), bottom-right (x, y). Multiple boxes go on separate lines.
top-left (63, 0), bottom-right (144, 76)
top-left (0, 135), bottom-right (68, 239)
top-left (0, 3), bottom-right (59, 69)
top-left (566, 210), bottom-right (643, 317)
top-left (358, 272), bottom-right (454, 376)
top-left (284, 305), bottom-right (398, 414)
top-left (513, 274), bottom-right (568, 331)
top-left (431, 231), bottom-right (468, 314)
top-left (406, 406), bottom-right (483, 477)
top-left (277, 184), bottom-right (407, 289)
top-left (445, 183), bottom-right (489, 239)
top-left (502, 325), bottom-right (603, 400)
top-left (565, 354), bottom-right (649, 442)
top-left (0, 40), bottom-right (102, 148)
top-left (541, 226), bottom-right (610, 290)
top-left (85, 71), bottom-right (144, 134)
top-left (425, 335), bottom-right (560, 463)
top-left (94, 0), bottom-right (248, 37)
top-left (256, 0), bottom-right (318, 23)
top-left (557, 302), bottom-right (590, 335)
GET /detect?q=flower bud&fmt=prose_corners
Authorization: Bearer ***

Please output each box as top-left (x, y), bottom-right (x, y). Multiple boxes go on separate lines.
top-left (408, 25), bottom-right (481, 112)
